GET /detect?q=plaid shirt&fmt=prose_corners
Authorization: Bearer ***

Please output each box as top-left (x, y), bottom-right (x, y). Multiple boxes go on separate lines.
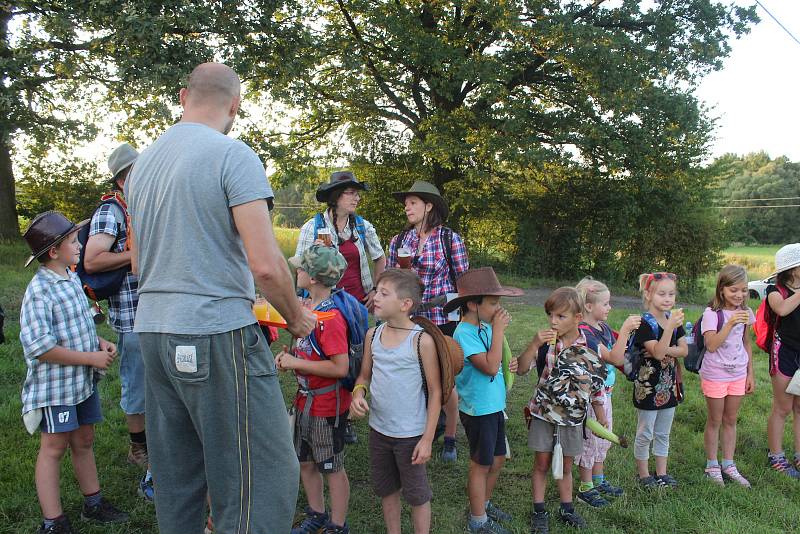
top-left (388, 226), bottom-right (469, 325)
top-left (296, 211), bottom-right (384, 294)
top-left (89, 201), bottom-right (138, 333)
top-left (19, 267), bottom-right (98, 414)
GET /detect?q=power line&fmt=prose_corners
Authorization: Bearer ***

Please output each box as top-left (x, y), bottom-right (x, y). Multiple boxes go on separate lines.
top-left (755, 0), bottom-right (800, 47)
top-left (721, 196), bottom-right (800, 203)
top-left (715, 204), bottom-right (800, 209)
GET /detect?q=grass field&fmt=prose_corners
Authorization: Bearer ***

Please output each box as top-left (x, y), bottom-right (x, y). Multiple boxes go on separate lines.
top-left (1, 239), bottom-right (798, 533)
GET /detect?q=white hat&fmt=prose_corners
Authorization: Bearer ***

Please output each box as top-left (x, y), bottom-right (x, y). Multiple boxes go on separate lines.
top-left (772, 243), bottom-right (800, 277)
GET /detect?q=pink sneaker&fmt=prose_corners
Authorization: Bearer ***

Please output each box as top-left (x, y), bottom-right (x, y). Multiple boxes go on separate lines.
top-left (704, 465), bottom-right (724, 486)
top-left (721, 463), bottom-right (751, 488)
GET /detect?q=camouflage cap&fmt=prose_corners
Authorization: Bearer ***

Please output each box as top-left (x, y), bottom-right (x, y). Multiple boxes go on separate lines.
top-left (288, 244), bottom-right (347, 287)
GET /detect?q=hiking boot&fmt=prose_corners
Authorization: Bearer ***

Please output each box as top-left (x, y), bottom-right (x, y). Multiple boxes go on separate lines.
top-left (576, 488), bottom-right (610, 507)
top-left (127, 441), bottom-right (148, 469)
top-left (769, 454), bottom-right (800, 479)
top-left (37, 516), bottom-right (76, 534)
top-left (530, 510), bottom-right (549, 534)
top-left (722, 463), bottom-right (751, 488)
top-left (595, 479), bottom-right (624, 497)
top-left (137, 472), bottom-right (154, 502)
top-left (638, 475), bottom-right (662, 490)
top-left (468, 518), bottom-right (511, 534)
top-left (322, 522), bottom-right (349, 534)
top-left (557, 507), bottom-right (587, 528)
top-left (704, 465), bottom-right (724, 486)
top-left (441, 438), bottom-right (457, 463)
top-left (81, 497), bottom-right (129, 524)
top-left (291, 506), bottom-right (329, 534)
top-left (343, 421), bottom-right (357, 445)
top-left (486, 501), bottom-right (512, 523)
top-left (655, 474), bottom-right (678, 488)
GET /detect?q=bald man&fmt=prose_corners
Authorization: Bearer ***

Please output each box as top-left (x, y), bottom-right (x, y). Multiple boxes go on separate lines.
top-left (126, 62), bottom-right (315, 534)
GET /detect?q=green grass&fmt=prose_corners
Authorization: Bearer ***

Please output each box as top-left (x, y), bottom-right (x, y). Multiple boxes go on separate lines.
top-left (721, 245), bottom-right (780, 282)
top-left (274, 227), bottom-right (300, 259)
top-left (2, 239), bottom-right (800, 532)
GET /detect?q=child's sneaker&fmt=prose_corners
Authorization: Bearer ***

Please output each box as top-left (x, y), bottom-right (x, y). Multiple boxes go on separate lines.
top-left (37, 516), bottom-right (75, 534)
top-left (323, 522), bottom-right (349, 534)
top-left (704, 465), bottom-right (724, 486)
top-left (637, 475), bottom-right (662, 489)
top-left (138, 472), bottom-right (155, 502)
top-left (441, 437), bottom-right (457, 463)
top-left (530, 510), bottom-right (549, 534)
top-left (468, 518), bottom-right (511, 534)
top-left (576, 488), bottom-right (610, 507)
top-left (291, 507), bottom-right (329, 534)
top-left (81, 497), bottom-right (129, 523)
top-left (654, 474), bottom-right (678, 488)
top-left (486, 502), bottom-right (512, 523)
top-left (557, 507), bottom-right (587, 529)
top-left (595, 480), bottom-right (624, 497)
top-left (721, 463), bottom-right (751, 488)
top-left (768, 454), bottom-right (800, 479)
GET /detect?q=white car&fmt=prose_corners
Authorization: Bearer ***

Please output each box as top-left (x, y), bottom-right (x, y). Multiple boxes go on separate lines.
top-left (748, 276), bottom-right (775, 300)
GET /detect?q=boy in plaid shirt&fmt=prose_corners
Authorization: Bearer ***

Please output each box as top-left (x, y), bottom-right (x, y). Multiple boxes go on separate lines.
top-left (20, 212), bottom-right (128, 534)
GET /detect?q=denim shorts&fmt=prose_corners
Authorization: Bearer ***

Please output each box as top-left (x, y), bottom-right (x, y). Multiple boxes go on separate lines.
top-left (118, 330), bottom-right (146, 415)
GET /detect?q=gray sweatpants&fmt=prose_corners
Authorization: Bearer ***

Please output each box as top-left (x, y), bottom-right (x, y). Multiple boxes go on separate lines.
top-left (634, 407), bottom-right (676, 460)
top-left (140, 324), bottom-right (299, 534)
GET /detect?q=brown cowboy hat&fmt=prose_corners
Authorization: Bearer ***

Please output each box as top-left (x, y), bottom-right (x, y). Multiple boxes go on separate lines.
top-left (315, 171), bottom-right (369, 202)
top-left (443, 267), bottom-right (524, 314)
top-left (23, 211), bottom-right (89, 267)
top-left (392, 180), bottom-right (449, 220)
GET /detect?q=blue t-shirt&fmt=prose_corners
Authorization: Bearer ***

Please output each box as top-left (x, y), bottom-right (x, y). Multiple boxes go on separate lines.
top-left (453, 321), bottom-right (506, 416)
top-left (580, 322), bottom-right (616, 389)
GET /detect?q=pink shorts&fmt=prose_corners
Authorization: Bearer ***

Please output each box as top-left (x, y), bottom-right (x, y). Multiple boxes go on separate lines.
top-left (701, 378), bottom-right (746, 399)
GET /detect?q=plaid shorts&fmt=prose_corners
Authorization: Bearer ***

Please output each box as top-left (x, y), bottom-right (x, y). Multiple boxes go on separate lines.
top-left (293, 410), bottom-right (348, 473)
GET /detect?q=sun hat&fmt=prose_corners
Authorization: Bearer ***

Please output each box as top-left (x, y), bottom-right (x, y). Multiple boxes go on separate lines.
top-left (392, 180), bottom-right (449, 220)
top-left (315, 171), bottom-right (369, 203)
top-left (288, 244), bottom-right (348, 287)
top-left (772, 243), bottom-right (800, 277)
top-left (443, 267), bottom-right (524, 314)
top-left (22, 211), bottom-right (89, 267)
top-left (107, 143), bottom-right (139, 181)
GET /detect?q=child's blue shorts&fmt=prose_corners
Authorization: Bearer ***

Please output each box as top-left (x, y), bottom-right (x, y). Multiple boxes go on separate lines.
top-left (40, 387), bottom-right (103, 433)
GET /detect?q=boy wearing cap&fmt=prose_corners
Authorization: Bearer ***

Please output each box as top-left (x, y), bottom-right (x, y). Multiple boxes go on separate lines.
top-left (275, 245), bottom-right (352, 534)
top-left (20, 212), bottom-right (129, 534)
top-left (445, 267), bottom-right (523, 534)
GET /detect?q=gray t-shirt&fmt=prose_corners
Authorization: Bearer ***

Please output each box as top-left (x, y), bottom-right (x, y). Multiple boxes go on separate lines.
top-left (126, 122), bottom-right (272, 334)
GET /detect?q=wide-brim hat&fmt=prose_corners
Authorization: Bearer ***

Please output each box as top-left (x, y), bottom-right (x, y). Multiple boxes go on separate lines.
top-left (23, 211), bottom-right (89, 267)
top-left (392, 180), bottom-right (449, 220)
top-left (108, 143), bottom-right (139, 181)
top-left (443, 267), bottom-right (524, 314)
top-left (772, 243), bottom-right (800, 277)
top-left (316, 171), bottom-right (369, 203)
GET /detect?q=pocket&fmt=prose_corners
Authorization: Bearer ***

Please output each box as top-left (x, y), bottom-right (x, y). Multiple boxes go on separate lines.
top-left (166, 335), bottom-right (211, 383)
top-left (243, 325), bottom-right (277, 377)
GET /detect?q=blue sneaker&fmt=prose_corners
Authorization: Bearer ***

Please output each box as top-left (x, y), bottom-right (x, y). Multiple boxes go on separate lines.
top-left (137, 472), bottom-right (154, 502)
top-left (595, 480), bottom-right (624, 497)
top-left (291, 507), bottom-right (329, 534)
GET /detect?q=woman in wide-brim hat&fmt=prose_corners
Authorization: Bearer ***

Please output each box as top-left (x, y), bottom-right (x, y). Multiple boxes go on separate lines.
top-left (295, 171), bottom-right (386, 310)
top-left (765, 243), bottom-right (800, 476)
top-left (387, 180), bottom-right (470, 462)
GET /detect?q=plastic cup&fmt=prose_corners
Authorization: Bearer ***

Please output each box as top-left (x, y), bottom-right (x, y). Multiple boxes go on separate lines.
top-left (318, 228), bottom-right (332, 247)
top-left (398, 247), bottom-right (412, 269)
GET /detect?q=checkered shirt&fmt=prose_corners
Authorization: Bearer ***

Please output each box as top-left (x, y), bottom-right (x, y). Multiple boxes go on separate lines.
top-left (19, 267), bottom-right (98, 414)
top-left (89, 202), bottom-right (138, 333)
top-left (387, 226), bottom-right (469, 325)
top-left (296, 211), bottom-right (384, 294)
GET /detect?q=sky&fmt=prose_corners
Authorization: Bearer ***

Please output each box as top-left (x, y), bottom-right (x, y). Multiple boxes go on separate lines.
top-left (697, 1), bottom-right (800, 161)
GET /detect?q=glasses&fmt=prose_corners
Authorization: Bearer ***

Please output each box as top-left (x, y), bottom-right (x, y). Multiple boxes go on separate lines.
top-left (644, 272), bottom-right (677, 290)
top-left (341, 190), bottom-right (362, 199)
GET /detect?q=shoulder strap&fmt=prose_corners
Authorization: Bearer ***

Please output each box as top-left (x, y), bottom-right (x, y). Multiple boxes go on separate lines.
top-left (715, 309), bottom-right (724, 332)
top-left (414, 329), bottom-right (428, 404)
top-left (354, 215), bottom-right (367, 245)
top-left (313, 213), bottom-right (326, 239)
top-left (441, 226), bottom-right (457, 287)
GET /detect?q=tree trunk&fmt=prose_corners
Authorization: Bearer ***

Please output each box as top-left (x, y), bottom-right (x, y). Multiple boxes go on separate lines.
top-left (0, 135), bottom-right (20, 239)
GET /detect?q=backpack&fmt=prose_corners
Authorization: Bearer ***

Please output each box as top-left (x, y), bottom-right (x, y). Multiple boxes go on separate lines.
top-left (75, 192), bottom-right (130, 301)
top-left (684, 309), bottom-right (724, 373)
top-left (754, 285), bottom-right (789, 353)
top-left (622, 312), bottom-right (678, 381)
top-left (313, 213), bottom-right (367, 247)
top-left (397, 226), bottom-right (457, 286)
top-left (409, 316), bottom-right (464, 405)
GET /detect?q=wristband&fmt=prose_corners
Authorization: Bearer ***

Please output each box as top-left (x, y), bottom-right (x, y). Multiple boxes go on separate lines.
top-left (353, 384), bottom-right (369, 398)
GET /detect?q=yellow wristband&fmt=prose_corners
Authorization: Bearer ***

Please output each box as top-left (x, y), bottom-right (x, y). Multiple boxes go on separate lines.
top-left (353, 384), bottom-right (368, 398)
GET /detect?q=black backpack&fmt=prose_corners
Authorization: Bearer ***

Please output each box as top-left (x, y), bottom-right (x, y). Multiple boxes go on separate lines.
top-left (75, 193), bottom-right (130, 301)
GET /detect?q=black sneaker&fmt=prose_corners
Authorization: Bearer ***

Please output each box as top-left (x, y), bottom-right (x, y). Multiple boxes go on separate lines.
top-left (576, 488), bottom-right (610, 507)
top-left (37, 516), bottom-right (76, 534)
top-left (343, 421), bottom-right (358, 444)
top-left (595, 480), bottom-right (624, 497)
top-left (531, 510), bottom-right (549, 534)
top-left (323, 521), bottom-right (350, 534)
top-left (558, 507), bottom-right (587, 529)
top-left (80, 497), bottom-right (129, 524)
top-left (486, 501), bottom-right (512, 523)
top-left (638, 475), bottom-right (662, 490)
top-left (655, 474), bottom-right (678, 488)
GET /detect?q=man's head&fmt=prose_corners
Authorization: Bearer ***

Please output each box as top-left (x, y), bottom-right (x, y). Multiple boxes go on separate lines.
top-left (289, 245), bottom-right (347, 291)
top-left (373, 269), bottom-right (424, 320)
top-left (180, 63), bottom-right (241, 134)
top-left (107, 143), bottom-right (139, 190)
